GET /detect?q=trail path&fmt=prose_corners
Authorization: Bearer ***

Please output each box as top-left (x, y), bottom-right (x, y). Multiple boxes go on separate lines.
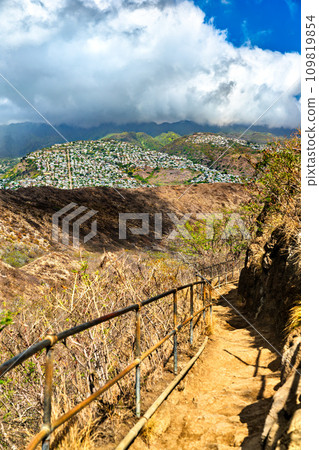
top-left (130, 286), bottom-right (281, 450)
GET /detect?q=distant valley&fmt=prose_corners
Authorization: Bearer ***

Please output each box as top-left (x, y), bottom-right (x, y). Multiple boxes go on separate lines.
top-left (1, 133), bottom-right (244, 189)
top-left (0, 128), bottom-right (291, 190)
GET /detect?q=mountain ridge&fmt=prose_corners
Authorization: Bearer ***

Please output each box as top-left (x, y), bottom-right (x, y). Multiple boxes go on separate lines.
top-left (0, 120), bottom-right (295, 158)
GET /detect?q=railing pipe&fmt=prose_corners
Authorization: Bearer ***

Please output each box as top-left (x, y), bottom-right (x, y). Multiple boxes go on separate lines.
top-left (0, 304), bottom-right (138, 377)
top-left (173, 290), bottom-right (178, 375)
top-left (201, 283), bottom-right (206, 323)
top-left (1, 282), bottom-right (210, 379)
top-left (135, 306), bottom-right (141, 418)
top-left (209, 286), bottom-right (213, 330)
top-left (42, 335), bottom-right (57, 450)
top-left (189, 285), bottom-right (194, 345)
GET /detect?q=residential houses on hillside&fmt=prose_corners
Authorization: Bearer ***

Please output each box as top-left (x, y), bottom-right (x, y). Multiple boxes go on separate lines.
top-left (0, 139), bottom-right (240, 189)
top-left (186, 133), bottom-right (262, 150)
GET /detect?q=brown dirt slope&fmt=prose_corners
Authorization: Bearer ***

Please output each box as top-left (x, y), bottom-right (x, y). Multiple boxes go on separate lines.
top-left (0, 183), bottom-right (249, 302)
top-left (0, 183), bottom-right (249, 252)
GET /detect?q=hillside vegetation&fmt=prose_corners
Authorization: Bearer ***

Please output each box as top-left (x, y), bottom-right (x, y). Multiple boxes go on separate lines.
top-left (103, 131), bottom-right (180, 151)
top-left (0, 158), bottom-right (20, 177)
top-left (239, 132), bottom-right (301, 332)
top-left (238, 132), bottom-right (301, 449)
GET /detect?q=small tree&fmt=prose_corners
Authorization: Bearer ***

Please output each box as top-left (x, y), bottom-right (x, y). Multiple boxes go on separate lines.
top-left (253, 131), bottom-right (300, 214)
top-left (243, 132), bottom-right (301, 236)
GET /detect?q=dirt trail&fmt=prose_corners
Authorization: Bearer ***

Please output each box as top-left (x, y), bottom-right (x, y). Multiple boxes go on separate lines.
top-left (130, 286), bottom-right (281, 450)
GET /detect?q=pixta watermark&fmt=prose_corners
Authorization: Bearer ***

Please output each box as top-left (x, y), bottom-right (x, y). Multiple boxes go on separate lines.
top-left (118, 212), bottom-right (250, 240)
top-left (52, 203), bottom-right (97, 248)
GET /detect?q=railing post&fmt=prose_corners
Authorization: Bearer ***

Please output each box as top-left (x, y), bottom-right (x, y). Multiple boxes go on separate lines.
top-left (135, 306), bottom-right (141, 418)
top-left (209, 286), bottom-right (213, 330)
top-left (173, 290), bottom-right (178, 375)
top-left (195, 275), bottom-right (198, 301)
top-left (202, 283), bottom-right (206, 321)
top-left (190, 285), bottom-right (194, 345)
top-left (42, 335), bottom-right (57, 450)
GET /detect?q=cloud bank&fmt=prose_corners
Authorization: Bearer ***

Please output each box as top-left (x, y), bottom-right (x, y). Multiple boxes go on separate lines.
top-left (0, 0), bottom-right (300, 127)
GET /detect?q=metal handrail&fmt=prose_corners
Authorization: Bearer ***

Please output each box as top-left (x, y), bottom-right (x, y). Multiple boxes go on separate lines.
top-left (0, 259), bottom-right (241, 449)
top-left (200, 256), bottom-right (245, 275)
top-left (200, 258), bottom-right (237, 271)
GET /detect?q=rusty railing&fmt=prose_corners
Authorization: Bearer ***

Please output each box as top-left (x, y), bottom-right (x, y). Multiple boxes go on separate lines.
top-left (0, 259), bottom-right (241, 449)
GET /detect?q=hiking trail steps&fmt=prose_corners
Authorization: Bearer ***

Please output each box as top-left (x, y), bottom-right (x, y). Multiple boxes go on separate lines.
top-left (127, 285), bottom-right (281, 450)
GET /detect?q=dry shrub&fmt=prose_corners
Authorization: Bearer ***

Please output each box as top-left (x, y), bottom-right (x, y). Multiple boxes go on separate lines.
top-left (50, 381), bottom-right (100, 450)
top-left (0, 250), bottom-right (206, 448)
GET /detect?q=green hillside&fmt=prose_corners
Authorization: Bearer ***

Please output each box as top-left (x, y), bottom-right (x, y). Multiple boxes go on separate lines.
top-left (101, 130), bottom-right (271, 177)
top-left (223, 129), bottom-right (281, 145)
top-left (158, 133), bottom-right (265, 177)
top-left (154, 131), bottom-right (181, 146)
top-left (103, 131), bottom-right (180, 152)
top-left (0, 157), bottom-right (21, 178)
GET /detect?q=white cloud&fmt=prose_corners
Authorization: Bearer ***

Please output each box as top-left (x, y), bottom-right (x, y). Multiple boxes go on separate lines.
top-left (284, 0), bottom-right (298, 17)
top-left (0, 0), bottom-right (300, 127)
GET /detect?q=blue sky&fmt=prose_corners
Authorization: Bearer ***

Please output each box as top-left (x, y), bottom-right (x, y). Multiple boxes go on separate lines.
top-left (0, 0), bottom-right (301, 128)
top-left (195, 0), bottom-right (300, 53)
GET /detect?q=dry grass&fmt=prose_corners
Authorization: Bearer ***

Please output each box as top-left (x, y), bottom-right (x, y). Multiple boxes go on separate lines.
top-left (140, 418), bottom-right (157, 445)
top-left (50, 387), bottom-right (100, 450)
top-left (285, 302), bottom-right (301, 336)
top-left (0, 250), bottom-right (206, 449)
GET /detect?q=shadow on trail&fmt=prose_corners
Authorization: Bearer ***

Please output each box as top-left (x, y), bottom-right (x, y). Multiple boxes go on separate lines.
top-left (215, 287), bottom-right (282, 449)
top-left (223, 348), bottom-right (269, 373)
top-left (239, 398), bottom-right (273, 449)
top-left (216, 288), bottom-right (281, 368)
